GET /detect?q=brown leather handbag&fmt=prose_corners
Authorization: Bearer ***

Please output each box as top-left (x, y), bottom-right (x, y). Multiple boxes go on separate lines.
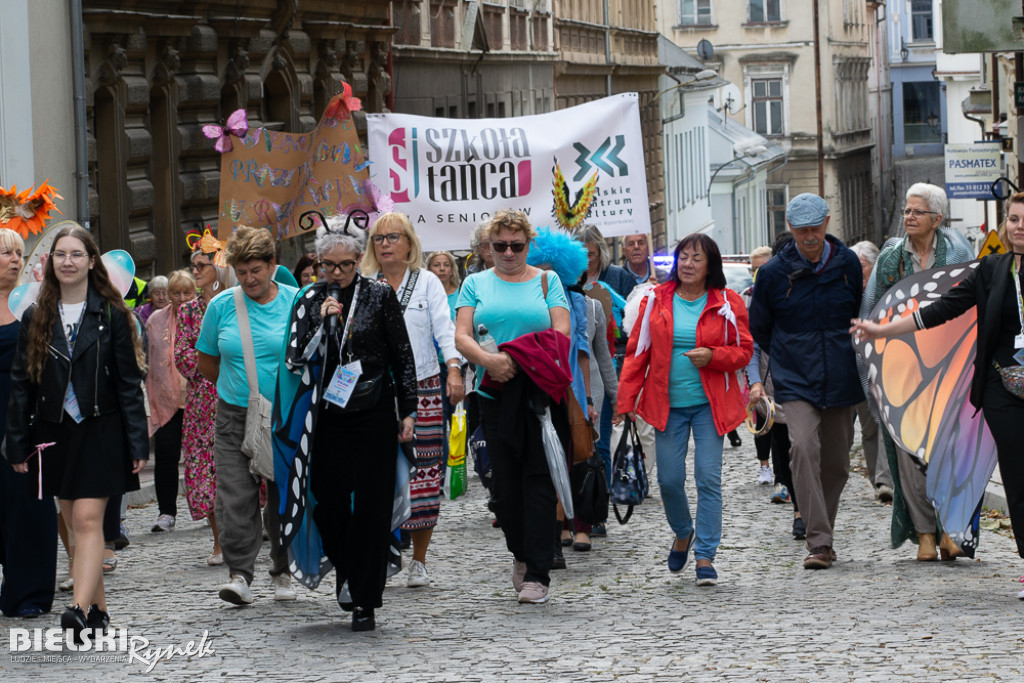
top-left (566, 391), bottom-right (597, 464)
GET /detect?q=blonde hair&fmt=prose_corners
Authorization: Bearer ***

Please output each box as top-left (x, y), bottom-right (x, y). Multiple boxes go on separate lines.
top-left (167, 269), bottom-right (196, 292)
top-left (225, 225), bottom-right (276, 266)
top-left (999, 191), bottom-right (1024, 249)
top-left (486, 209), bottom-right (537, 242)
top-left (361, 212), bottom-right (423, 275)
top-left (0, 228), bottom-right (25, 261)
top-left (427, 251), bottom-right (461, 289)
top-left (749, 245), bottom-right (772, 262)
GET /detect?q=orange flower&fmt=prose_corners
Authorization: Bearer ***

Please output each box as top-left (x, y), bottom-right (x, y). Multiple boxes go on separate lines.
top-left (0, 180), bottom-right (64, 238)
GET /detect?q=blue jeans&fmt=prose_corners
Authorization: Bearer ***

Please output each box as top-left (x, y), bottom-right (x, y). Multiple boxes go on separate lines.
top-left (597, 395), bottom-right (613, 484)
top-left (654, 404), bottom-right (724, 562)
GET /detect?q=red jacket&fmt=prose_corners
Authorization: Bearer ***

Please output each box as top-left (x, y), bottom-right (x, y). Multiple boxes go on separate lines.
top-left (616, 282), bottom-right (753, 435)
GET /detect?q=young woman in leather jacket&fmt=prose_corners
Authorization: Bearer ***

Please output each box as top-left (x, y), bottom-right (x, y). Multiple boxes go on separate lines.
top-left (5, 223), bottom-right (148, 641)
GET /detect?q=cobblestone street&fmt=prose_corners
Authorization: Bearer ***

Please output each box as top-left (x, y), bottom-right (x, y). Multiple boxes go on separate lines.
top-left (3, 431), bottom-right (1022, 681)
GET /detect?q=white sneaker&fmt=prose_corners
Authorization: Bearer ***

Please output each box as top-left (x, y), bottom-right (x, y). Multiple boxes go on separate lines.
top-left (218, 574), bottom-right (253, 605)
top-left (758, 465), bottom-right (773, 485)
top-left (1017, 585), bottom-right (1024, 600)
top-left (151, 514), bottom-right (175, 533)
top-left (407, 560), bottom-right (430, 588)
top-left (272, 573), bottom-right (297, 601)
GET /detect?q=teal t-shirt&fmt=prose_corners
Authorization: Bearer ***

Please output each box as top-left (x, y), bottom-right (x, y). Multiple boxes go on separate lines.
top-left (669, 292), bottom-right (709, 408)
top-left (456, 270), bottom-right (569, 392)
top-left (446, 290), bottom-right (458, 321)
top-left (196, 283), bottom-right (299, 407)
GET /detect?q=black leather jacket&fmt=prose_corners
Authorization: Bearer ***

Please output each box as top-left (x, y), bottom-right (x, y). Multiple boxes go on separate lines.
top-left (5, 287), bottom-right (149, 465)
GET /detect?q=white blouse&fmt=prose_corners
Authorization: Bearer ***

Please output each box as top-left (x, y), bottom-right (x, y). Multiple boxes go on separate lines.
top-left (391, 267), bottom-right (460, 382)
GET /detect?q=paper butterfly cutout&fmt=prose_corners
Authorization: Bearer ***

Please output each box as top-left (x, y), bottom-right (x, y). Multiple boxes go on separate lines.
top-left (324, 82), bottom-right (362, 122)
top-left (203, 109), bottom-right (249, 153)
top-left (184, 225), bottom-right (227, 267)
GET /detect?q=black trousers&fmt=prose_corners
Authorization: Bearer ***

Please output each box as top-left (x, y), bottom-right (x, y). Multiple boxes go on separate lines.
top-left (755, 431), bottom-right (772, 463)
top-left (153, 409), bottom-right (184, 517)
top-left (771, 423), bottom-right (799, 513)
top-left (0, 459), bottom-right (57, 616)
top-left (311, 405), bottom-right (398, 609)
top-left (103, 495), bottom-right (122, 542)
top-left (479, 395), bottom-right (557, 587)
top-left (982, 372), bottom-right (1024, 558)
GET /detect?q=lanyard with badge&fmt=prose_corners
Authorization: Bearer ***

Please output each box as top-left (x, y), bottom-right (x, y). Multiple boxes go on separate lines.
top-left (1013, 257), bottom-right (1024, 364)
top-left (58, 300), bottom-right (87, 423)
top-left (323, 281), bottom-right (364, 408)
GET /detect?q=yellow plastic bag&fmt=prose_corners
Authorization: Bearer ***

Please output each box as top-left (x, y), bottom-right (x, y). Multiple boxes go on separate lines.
top-left (446, 404), bottom-right (467, 499)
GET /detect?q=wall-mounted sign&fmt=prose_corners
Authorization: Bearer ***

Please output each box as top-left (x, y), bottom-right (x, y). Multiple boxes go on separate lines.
top-left (944, 142), bottom-right (1003, 199)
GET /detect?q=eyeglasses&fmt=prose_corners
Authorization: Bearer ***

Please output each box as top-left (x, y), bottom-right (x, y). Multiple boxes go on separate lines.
top-left (318, 259), bottom-right (358, 274)
top-left (902, 209), bottom-right (939, 218)
top-left (190, 262), bottom-right (210, 272)
top-left (372, 232), bottom-right (403, 245)
top-left (53, 250), bottom-right (88, 263)
top-left (492, 241), bottom-right (527, 254)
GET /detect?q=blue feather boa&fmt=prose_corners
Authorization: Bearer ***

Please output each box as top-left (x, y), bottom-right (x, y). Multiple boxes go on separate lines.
top-left (526, 226), bottom-right (588, 286)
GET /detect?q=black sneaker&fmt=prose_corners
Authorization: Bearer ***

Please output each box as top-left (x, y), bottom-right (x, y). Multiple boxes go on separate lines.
top-left (727, 430), bottom-right (742, 448)
top-left (61, 604), bottom-right (87, 643)
top-left (86, 605), bottom-right (109, 633)
top-left (792, 517), bottom-right (806, 540)
top-left (591, 522), bottom-right (607, 537)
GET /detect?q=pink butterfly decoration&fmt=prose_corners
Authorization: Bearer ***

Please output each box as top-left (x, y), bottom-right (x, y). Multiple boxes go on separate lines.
top-left (366, 179), bottom-right (395, 214)
top-left (324, 81), bottom-right (363, 121)
top-left (203, 109), bottom-right (249, 153)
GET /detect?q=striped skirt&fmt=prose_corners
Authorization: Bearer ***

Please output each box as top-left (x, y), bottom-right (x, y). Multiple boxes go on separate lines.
top-left (402, 374), bottom-right (444, 531)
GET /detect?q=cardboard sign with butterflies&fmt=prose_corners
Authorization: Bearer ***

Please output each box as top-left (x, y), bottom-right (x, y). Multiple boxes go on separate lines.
top-left (206, 83), bottom-right (374, 242)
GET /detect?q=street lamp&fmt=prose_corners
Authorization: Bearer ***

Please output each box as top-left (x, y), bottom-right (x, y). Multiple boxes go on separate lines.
top-left (705, 145), bottom-right (768, 205)
top-left (642, 69), bottom-right (718, 115)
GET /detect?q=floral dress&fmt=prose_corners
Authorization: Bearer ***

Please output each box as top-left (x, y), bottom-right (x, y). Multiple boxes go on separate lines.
top-left (174, 297), bottom-right (218, 520)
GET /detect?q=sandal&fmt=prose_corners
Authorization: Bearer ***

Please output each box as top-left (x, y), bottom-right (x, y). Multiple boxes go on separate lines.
top-left (103, 546), bottom-right (117, 573)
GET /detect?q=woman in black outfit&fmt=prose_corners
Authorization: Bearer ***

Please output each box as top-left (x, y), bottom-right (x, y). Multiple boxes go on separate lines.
top-left (0, 228), bottom-right (57, 618)
top-left (277, 217), bottom-right (417, 632)
top-left (6, 223), bottom-right (148, 638)
top-left (851, 191), bottom-right (1024, 599)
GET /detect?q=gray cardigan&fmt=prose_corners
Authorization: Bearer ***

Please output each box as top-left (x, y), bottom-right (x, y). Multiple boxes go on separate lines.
top-left (586, 297), bottom-right (618, 419)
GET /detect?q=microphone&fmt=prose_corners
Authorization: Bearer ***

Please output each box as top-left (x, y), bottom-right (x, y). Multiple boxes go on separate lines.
top-left (327, 282), bottom-right (342, 336)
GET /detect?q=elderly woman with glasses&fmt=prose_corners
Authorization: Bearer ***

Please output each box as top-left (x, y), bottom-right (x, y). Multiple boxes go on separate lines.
top-left (455, 209), bottom-right (571, 604)
top-left (275, 216), bottom-right (417, 631)
top-left (860, 182), bottom-right (975, 562)
top-left (361, 212), bottom-right (463, 589)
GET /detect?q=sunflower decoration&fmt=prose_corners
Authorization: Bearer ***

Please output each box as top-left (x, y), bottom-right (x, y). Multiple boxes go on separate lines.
top-left (551, 161), bottom-right (598, 231)
top-left (0, 180), bottom-right (63, 238)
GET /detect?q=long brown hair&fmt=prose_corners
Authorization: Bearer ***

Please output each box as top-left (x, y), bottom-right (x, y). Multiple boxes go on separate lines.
top-left (26, 223), bottom-right (143, 381)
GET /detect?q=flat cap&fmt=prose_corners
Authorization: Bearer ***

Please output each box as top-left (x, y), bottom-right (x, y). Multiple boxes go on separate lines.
top-left (786, 193), bottom-right (830, 228)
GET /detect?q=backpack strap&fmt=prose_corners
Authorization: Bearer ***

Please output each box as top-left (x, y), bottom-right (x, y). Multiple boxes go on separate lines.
top-left (541, 270), bottom-right (549, 300)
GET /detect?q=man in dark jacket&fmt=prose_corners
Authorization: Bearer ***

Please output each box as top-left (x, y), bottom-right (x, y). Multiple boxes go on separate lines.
top-left (749, 193), bottom-right (863, 570)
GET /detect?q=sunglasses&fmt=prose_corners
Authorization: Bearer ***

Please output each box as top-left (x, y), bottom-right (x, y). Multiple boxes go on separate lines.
top-left (492, 241), bottom-right (527, 254)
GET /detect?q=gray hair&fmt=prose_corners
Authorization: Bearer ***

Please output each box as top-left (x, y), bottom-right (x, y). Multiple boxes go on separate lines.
top-left (148, 275), bottom-right (168, 290)
top-left (906, 182), bottom-right (948, 217)
top-left (574, 224), bottom-right (610, 273)
top-left (315, 215), bottom-right (367, 256)
top-left (469, 219), bottom-right (491, 254)
top-left (850, 240), bottom-right (880, 266)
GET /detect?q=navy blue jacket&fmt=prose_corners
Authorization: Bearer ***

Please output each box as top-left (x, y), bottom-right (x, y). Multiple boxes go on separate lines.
top-left (748, 235), bottom-right (863, 408)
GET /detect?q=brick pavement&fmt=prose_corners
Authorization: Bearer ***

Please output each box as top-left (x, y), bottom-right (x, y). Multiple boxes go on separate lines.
top-left (2, 431), bottom-right (1022, 681)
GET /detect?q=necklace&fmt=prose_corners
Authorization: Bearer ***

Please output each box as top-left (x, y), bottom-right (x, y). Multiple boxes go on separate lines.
top-left (675, 287), bottom-right (705, 302)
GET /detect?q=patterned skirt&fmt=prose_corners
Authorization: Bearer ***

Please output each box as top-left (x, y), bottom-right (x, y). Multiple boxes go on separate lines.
top-left (402, 374), bottom-right (444, 531)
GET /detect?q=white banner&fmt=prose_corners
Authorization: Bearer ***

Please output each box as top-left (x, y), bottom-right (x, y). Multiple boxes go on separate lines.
top-left (367, 93), bottom-right (651, 251)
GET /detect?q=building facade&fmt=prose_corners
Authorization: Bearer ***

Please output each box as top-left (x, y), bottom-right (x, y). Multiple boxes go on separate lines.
top-left (659, 0), bottom-right (879, 245)
top-left (554, 0), bottom-right (666, 251)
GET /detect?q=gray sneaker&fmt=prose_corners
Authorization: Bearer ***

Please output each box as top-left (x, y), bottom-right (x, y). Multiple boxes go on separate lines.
top-left (272, 573), bottom-right (296, 601)
top-left (517, 581), bottom-right (549, 604)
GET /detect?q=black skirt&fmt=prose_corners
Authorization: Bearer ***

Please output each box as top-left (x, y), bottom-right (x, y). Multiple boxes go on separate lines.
top-left (29, 410), bottom-right (140, 500)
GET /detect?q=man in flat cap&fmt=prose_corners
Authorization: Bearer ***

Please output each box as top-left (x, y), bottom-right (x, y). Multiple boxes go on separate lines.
top-left (748, 193), bottom-right (863, 569)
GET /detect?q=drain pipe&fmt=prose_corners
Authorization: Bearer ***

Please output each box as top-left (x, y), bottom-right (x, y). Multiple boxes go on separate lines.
top-left (71, 0), bottom-right (90, 230)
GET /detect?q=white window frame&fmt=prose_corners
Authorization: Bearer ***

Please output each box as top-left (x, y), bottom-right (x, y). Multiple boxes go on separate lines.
top-left (744, 64), bottom-right (789, 137)
top-left (748, 0), bottom-right (781, 23)
top-left (679, 0), bottom-right (712, 26)
top-left (910, 0), bottom-right (933, 42)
